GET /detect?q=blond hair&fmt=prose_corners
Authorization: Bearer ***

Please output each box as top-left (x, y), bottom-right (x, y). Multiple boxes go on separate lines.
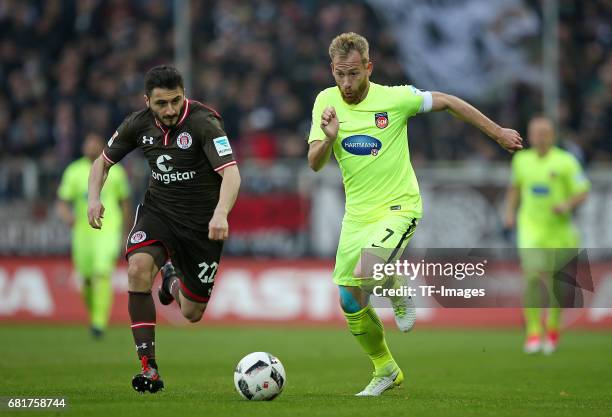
top-left (328, 32), bottom-right (369, 64)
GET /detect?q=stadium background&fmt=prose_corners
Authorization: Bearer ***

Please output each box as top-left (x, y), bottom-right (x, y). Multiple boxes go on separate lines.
top-left (1, 3), bottom-right (611, 416)
top-left (1, 0), bottom-right (611, 329)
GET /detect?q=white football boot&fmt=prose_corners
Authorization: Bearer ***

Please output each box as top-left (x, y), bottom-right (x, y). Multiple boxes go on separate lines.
top-left (542, 331), bottom-right (559, 355)
top-left (523, 335), bottom-right (542, 354)
top-left (391, 292), bottom-right (417, 332)
top-left (355, 367), bottom-right (404, 397)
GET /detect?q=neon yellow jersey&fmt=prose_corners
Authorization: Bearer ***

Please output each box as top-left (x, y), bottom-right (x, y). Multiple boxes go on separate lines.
top-left (511, 147), bottom-right (590, 233)
top-left (308, 82), bottom-right (425, 221)
top-left (58, 157), bottom-right (130, 235)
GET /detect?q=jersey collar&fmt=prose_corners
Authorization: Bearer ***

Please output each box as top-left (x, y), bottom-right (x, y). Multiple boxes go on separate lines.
top-left (176, 97), bottom-right (190, 127)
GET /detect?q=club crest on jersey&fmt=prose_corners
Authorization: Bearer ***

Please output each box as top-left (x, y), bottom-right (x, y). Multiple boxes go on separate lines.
top-left (177, 132), bottom-right (192, 149)
top-left (375, 112), bottom-right (389, 129)
top-left (130, 231), bottom-right (147, 244)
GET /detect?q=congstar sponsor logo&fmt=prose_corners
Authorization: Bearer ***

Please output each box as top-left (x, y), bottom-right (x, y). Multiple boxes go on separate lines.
top-left (152, 154), bottom-right (196, 184)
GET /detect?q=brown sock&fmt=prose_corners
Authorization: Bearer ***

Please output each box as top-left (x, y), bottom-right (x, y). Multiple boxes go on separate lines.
top-left (128, 291), bottom-right (157, 367)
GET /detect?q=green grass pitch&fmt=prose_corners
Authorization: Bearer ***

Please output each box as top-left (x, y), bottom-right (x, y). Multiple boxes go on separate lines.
top-left (1, 325), bottom-right (611, 417)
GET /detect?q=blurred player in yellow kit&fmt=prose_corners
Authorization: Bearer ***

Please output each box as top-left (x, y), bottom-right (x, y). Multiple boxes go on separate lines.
top-left (308, 32), bottom-right (523, 396)
top-left (505, 116), bottom-right (590, 354)
top-left (57, 132), bottom-right (131, 338)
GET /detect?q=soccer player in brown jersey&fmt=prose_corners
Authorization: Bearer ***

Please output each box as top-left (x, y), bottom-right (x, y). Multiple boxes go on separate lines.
top-left (87, 65), bottom-right (241, 393)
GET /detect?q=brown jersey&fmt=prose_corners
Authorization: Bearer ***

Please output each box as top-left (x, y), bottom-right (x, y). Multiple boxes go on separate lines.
top-left (102, 99), bottom-right (236, 231)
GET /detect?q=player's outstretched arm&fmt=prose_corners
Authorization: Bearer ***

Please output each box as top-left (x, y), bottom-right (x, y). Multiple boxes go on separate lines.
top-left (87, 156), bottom-right (112, 229)
top-left (430, 92), bottom-right (523, 153)
top-left (209, 164), bottom-right (241, 241)
top-left (308, 106), bottom-right (339, 172)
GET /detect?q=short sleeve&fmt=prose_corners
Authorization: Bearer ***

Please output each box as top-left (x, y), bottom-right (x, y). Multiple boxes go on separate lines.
top-left (200, 113), bottom-right (237, 172)
top-left (102, 116), bottom-right (138, 165)
top-left (401, 85), bottom-right (428, 118)
top-left (308, 91), bottom-right (327, 143)
top-left (565, 155), bottom-right (590, 195)
top-left (511, 153), bottom-right (521, 186)
top-left (57, 164), bottom-right (76, 201)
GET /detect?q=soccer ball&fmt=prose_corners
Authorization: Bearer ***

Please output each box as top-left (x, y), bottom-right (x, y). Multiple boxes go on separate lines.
top-left (233, 352), bottom-right (286, 401)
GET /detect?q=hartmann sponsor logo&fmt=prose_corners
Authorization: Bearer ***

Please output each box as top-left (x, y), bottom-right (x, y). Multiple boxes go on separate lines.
top-left (151, 170), bottom-right (196, 184)
top-left (341, 135), bottom-right (382, 156)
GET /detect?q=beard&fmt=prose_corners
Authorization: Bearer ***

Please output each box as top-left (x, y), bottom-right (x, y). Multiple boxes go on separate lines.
top-left (155, 112), bottom-right (179, 128)
top-left (340, 77), bottom-right (369, 104)
top-left (149, 106), bottom-right (180, 128)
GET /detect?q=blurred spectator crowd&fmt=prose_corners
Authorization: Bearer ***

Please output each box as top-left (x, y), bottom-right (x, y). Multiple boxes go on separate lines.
top-left (556, 0), bottom-right (612, 162)
top-left (0, 0), bottom-right (406, 168)
top-left (0, 0), bottom-right (610, 196)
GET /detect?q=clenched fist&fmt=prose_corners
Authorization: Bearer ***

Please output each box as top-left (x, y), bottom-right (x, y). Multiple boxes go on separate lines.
top-left (495, 128), bottom-right (523, 153)
top-left (320, 106), bottom-right (339, 141)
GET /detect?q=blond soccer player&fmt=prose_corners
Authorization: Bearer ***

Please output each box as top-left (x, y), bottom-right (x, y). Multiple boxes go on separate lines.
top-left (308, 32), bottom-right (523, 396)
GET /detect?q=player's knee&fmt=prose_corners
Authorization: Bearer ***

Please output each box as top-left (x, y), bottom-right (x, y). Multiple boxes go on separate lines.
top-left (184, 311), bottom-right (204, 323)
top-left (339, 286), bottom-right (364, 313)
top-left (127, 262), bottom-right (149, 282)
top-left (182, 305), bottom-right (206, 323)
top-left (127, 257), bottom-right (154, 290)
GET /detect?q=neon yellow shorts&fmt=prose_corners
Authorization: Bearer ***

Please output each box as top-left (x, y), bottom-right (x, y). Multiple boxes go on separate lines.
top-left (72, 229), bottom-right (122, 278)
top-left (517, 225), bottom-right (580, 275)
top-left (517, 226), bottom-right (579, 250)
top-left (333, 213), bottom-right (418, 287)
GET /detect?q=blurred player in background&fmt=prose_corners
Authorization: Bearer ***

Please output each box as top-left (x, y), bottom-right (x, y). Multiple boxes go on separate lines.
top-left (88, 65), bottom-right (241, 393)
top-left (308, 32), bottom-right (523, 396)
top-left (504, 116), bottom-right (590, 355)
top-left (56, 132), bottom-right (131, 339)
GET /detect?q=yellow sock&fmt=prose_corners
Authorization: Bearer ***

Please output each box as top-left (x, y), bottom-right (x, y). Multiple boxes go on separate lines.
top-left (82, 278), bottom-right (93, 314)
top-left (547, 268), bottom-right (562, 332)
top-left (524, 273), bottom-right (543, 336)
top-left (344, 305), bottom-right (397, 374)
top-left (524, 308), bottom-right (542, 336)
top-left (91, 274), bottom-right (113, 330)
top-left (546, 307), bottom-right (561, 332)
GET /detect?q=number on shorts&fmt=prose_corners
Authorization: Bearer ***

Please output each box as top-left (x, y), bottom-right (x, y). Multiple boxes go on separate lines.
top-left (380, 228), bottom-right (394, 243)
top-left (198, 261), bottom-right (219, 284)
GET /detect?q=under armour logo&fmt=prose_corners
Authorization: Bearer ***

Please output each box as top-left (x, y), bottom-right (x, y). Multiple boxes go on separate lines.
top-left (136, 342), bottom-right (148, 350)
top-left (142, 136), bottom-right (154, 144)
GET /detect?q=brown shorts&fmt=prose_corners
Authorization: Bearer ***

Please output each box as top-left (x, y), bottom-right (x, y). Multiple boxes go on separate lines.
top-left (125, 204), bottom-right (223, 303)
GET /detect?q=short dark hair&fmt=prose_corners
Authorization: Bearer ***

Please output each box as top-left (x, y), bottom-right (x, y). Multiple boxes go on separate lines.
top-left (144, 65), bottom-right (184, 96)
